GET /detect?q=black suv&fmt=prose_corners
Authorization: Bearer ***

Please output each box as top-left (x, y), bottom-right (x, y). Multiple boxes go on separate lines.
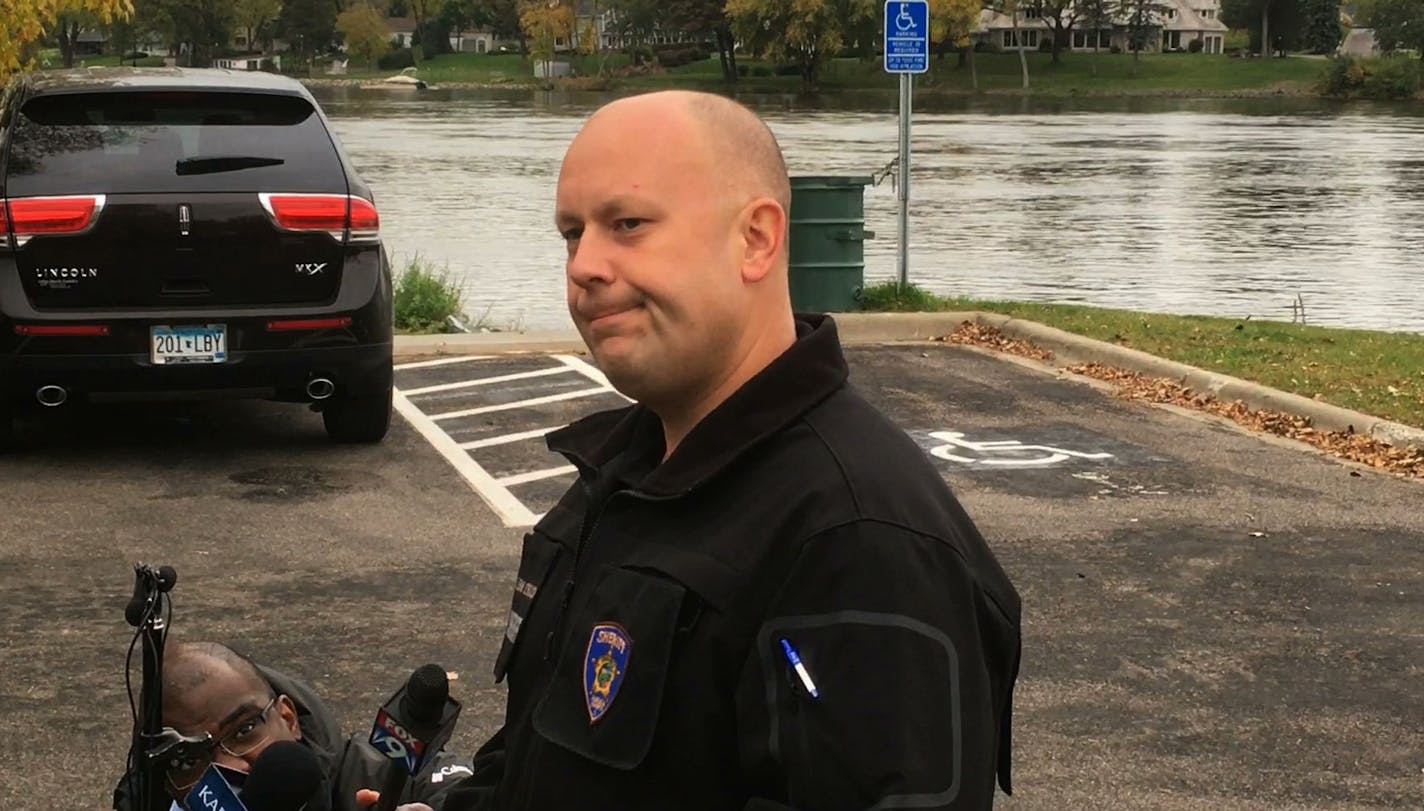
top-left (0, 68), bottom-right (393, 448)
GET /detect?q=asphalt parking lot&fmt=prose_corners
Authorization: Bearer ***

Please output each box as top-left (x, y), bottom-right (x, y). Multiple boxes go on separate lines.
top-left (1, 342), bottom-right (1420, 810)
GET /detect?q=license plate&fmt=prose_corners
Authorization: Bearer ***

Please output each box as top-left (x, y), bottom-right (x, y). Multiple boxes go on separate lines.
top-left (151, 324), bottom-right (227, 365)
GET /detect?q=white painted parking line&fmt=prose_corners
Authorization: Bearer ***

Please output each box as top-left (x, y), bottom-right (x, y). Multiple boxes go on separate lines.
top-left (393, 388), bottom-right (540, 527)
top-left (555, 354), bottom-right (619, 391)
top-left (460, 426), bottom-right (560, 451)
top-left (496, 465), bottom-right (579, 487)
top-left (429, 387), bottom-right (610, 421)
top-left (402, 366), bottom-right (575, 397)
top-left (394, 355), bottom-right (495, 371)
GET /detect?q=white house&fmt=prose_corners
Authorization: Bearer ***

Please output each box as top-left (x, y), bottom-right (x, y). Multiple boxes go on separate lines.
top-left (386, 17), bottom-right (418, 49)
top-left (976, 0), bottom-right (1227, 54)
top-left (213, 54), bottom-right (281, 71)
top-left (450, 30), bottom-right (496, 53)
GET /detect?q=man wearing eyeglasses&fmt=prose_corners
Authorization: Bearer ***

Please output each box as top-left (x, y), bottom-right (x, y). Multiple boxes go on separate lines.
top-left (112, 641), bottom-right (470, 811)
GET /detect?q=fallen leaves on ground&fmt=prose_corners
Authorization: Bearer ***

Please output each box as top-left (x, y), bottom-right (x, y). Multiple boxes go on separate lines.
top-left (939, 321), bottom-right (1056, 361)
top-left (942, 322), bottom-right (1424, 480)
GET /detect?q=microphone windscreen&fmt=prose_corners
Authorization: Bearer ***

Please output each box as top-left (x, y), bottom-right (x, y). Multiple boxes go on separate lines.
top-left (404, 664), bottom-right (449, 725)
top-left (243, 740), bottom-right (328, 811)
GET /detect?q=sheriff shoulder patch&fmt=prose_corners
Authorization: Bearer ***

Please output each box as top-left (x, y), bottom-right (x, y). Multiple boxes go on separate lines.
top-left (583, 622), bottom-right (631, 724)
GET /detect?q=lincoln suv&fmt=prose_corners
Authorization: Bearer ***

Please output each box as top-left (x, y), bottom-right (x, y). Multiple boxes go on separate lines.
top-left (0, 68), bottom-right (393, 448)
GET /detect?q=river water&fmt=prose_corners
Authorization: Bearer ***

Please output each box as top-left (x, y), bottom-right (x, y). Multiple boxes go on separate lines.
top-left (312, 87), bottom-right (1424, 333)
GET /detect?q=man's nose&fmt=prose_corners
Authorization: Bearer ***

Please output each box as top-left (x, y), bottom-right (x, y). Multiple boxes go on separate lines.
top-left (567, 227), bottom-right (615, 287)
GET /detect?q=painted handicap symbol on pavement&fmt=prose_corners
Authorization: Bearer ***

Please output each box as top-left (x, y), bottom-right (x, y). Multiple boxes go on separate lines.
top-left (925, 430), bottom-right (1116, 469)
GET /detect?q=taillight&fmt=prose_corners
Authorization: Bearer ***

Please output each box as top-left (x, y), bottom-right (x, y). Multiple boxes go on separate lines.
top-left (2, 195), bottom-right (106, 247)
top-left (348, 197), bottom-right (379, 242)
top-left (258, 193), bottom-right (379, 243)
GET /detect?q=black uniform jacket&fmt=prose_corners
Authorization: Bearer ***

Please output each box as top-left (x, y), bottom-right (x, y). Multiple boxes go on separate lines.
top-left (443, 314), bottom-right (1022, 811)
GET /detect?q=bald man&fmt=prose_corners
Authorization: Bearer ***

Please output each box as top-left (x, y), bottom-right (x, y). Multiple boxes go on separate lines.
top-left (112, 641), bottom-right (470, 811)
top-left (427, 90), bottom-right (1021, 811)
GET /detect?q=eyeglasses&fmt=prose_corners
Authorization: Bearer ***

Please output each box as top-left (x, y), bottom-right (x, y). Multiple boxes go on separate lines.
top-left (165, 695), bottom-right (281, 792)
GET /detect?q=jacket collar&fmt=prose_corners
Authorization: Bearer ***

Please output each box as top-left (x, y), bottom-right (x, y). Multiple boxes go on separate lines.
top-left (548, 314), bottom-right (850, 497)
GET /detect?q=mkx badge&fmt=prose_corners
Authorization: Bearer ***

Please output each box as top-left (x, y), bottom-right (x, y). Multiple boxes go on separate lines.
top-left (583, 622), bottom-right (631, 724)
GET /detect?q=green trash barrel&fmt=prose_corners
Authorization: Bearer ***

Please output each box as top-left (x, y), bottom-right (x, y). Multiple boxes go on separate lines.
top-left (788, 175), bottom-right (875, 313)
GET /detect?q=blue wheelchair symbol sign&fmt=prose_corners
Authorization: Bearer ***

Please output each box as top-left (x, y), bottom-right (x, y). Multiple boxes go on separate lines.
top-left (884, 0), bottom-right (930, 74)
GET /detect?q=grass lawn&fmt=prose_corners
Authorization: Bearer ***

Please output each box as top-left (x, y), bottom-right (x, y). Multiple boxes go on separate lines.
top-left (334, 50), bottom-right (1329, 97)
top-left (861, 284), bottom-right (1424, 428)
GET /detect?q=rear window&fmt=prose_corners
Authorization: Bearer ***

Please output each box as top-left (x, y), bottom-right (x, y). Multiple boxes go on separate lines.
top-left (4, 91), bottom-right (346, 196)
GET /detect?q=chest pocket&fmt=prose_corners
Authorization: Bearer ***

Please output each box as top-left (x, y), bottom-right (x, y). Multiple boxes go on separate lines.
top-left (493, 532), bottom-right (565, 683)
top-left (531, 564), bottom-right (686, 770)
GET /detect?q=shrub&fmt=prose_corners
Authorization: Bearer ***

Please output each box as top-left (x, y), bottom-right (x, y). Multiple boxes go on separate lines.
top-left (1363, 57), bottom-right (1421, 100)
top-left (1109, 44), bottom-right (1122, 54)
top-left (857, 281), bottom-right (950, 312)
top-left (393, 256), bottom-right (466, 334)
top-left (1188, 38), bottom-right (1204, 53)
top-left (652, 43), bottom-right (709, 68)
top-left (1038, 37), bottom-right (1053, 52)
top-left (1321, 56), bottom-right (1420, 100)
top-left (377, 48), bottom-right (415, 70)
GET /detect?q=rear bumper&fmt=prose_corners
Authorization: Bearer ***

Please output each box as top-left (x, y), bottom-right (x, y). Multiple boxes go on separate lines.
top-left (0, 247), bottom-right (393, 405)
top-left (0, 341), bottom-right (392, 404)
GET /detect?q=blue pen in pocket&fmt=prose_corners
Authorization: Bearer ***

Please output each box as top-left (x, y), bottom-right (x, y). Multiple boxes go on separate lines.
top-left (779, 637), bottom-right (820, 699)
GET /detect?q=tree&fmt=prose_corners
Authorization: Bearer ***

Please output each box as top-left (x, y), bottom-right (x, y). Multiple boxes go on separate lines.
top-left (519, 0), bottom-right (574, 78)
top-left (992, 0), bottom-right (1031, 88)
top-left (1077, 0), bottom-right (1113, 74)
top-left (479, 0), bottom-right (523, 41)
top-left (929, 0), bottom-right (981, 86)
top-left (234, 0), bottom-right (281, 52)
top-left (1299, 0), bottom-right (1341, 53)
top-left (1117, 0), bottom-right (1169, 70)
top-left (2, 0), bottom-right (132, 77)
top-left (1034, 0), bottom-right (1080, 63)
top-left (725, 0), bottom-right (864, 92)
top-left (337, 2), bottom-right (389, 65)
top-left (54, 3), bottom-right (100, 68)
top-left (279, 0), bottom-right (337, 62)
top-left (605, 0), bottom-right (660, 58)
top-left (153, 0), bottom-right (234, 66)
top-left (108, 0), bottom-right (167, 61)
top-left (1358, 0), bottom-right (1424, 57)
top-left (1222, 0), bottom-right (1302, 55)
top-left (407, 0), bottom-right (433, 59)
top-left (666, 0), bottom-right (741, 83)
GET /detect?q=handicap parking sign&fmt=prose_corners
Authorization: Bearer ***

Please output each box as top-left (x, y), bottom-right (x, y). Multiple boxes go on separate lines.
top-left (884, 0), bottom-right (930, 74)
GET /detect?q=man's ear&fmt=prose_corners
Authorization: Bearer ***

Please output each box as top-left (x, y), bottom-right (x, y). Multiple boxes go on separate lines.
top-left (739, 197), bottom-right (787, 284)
top-left (276, 694), bottom-right (303, 740)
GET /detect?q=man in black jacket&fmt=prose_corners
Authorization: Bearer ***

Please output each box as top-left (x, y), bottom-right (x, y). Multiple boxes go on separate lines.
top-left (395, 89), bottom-right (1022, 811)
top-left (113, 641), bottom-right (470, 811)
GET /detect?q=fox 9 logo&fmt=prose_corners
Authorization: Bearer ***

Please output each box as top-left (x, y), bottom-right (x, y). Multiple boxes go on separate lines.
top-left (369, 708), bottom-right (424, 775)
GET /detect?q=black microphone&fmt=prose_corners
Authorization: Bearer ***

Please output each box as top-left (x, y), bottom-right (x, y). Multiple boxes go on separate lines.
top-left (369, 664), bottom-right (462, 811)
top-left (125, 564), bottom-right (178, 626)
top-left (243, 740), bottom-right (329, 811)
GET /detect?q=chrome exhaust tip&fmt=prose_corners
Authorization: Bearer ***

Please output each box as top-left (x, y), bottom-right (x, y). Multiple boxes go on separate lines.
top-left (306, 378), bottom-right (336, 401)
top-left (36, 385), bottom-right (68, 407)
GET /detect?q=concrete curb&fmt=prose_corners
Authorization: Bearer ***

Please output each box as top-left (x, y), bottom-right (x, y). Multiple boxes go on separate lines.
top-left (974, 312), bottom-right (1424, 450)
top-left (391, 313), bottom-right (982, 358)
top-left (394, 330), bottom-right (588, 357)
top-left (390, 311), bottom-right (1424, 450)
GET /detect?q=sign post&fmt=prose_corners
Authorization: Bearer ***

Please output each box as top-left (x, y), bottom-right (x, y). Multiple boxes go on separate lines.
top-left (883, 0), bottom-right (928, 290)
